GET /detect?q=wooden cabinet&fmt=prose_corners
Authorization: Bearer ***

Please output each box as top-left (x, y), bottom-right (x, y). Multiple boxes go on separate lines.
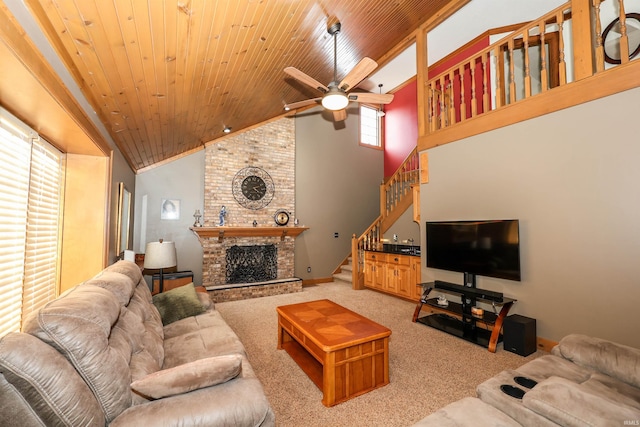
top-left (387, 255), bottom-right (411, 296)
top-left (364, 252), bottom-right (386, 290)
top-left (364, 251), bottom-right (420, 301)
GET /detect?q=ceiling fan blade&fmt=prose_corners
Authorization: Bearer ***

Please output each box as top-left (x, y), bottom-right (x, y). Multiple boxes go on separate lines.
top-left (339, 57), bottom-right (378, 91)
top-left (284, 98), bottom-right (322, 110)
top-left (333, 109), bottom-right (347, 121)
top-left (348, 93), bottom-right (394, 104)
top-left (284, 67), bottom-right (329, 93)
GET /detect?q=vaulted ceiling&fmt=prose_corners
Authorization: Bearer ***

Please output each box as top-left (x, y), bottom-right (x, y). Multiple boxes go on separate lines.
top-left (19, 0), bottom-right (460, 172)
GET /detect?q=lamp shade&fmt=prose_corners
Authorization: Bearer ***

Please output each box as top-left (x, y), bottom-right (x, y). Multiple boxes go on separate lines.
top-left (144, 241), bottom-right (177, 269)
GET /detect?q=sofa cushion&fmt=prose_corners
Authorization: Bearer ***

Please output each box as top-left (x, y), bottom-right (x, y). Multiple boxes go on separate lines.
top-left (131, 354), bottom-right (243, 399)
top-left (411, 396), bottom-right (521, 427)
top-left (22, 285), bottom-right (135, 423)
top-left (0, 332), bottom-right (105, 426)
top-left (476, 369), bottom-right (559, 427)
top-left (87, 262), bottom-right (165, 374)
top-left (553, 334), bottom-right (640, 389)
top-left (87, 270), bottom-right (136, 306)
top-left (162, 311), bottom-right (247, 368)
top-left (514, 354), bottom-right (593, 383)
top-left (153, 282), bottom-right (205, 325)
top-left (112, 376), bottom-right (275, 427)
top-left (523, 376), bottom-right (640, 427)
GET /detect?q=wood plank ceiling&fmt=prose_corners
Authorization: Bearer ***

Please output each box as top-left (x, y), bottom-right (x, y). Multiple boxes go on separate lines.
top-left (24, 0), bottom-right (452, 172)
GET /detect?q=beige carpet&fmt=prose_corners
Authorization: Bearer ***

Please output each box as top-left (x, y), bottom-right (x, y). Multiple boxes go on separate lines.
top-left (215, 282), bottom-right (542, 427)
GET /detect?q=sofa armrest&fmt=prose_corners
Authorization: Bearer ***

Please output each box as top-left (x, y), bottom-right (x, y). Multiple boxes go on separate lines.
top-left (523, 376), bottom-right (640, 427)
top-left (111, 377), bottom-right (274, 427)
top-left (553, 334), bottom-right (640, 388)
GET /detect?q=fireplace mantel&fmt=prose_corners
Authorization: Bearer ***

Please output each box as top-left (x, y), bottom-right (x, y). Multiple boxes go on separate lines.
top-left (190, 226), bottom-right (309, 242)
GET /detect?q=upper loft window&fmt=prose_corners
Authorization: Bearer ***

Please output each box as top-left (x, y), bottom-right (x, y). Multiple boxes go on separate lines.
top-left (359, 104), bottom-right (382, 149)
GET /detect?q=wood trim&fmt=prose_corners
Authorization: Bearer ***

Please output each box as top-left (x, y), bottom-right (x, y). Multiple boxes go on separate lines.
top-left (190, 226), bottom-right (308, 241)
top-left (419, 59), bottom-right (640, 151)
top-left (537, 336), bottom-right (558, 353)
top-left (0, 4), bottom-right (111, 156)
top-left (419, 0), bottom-right (472, 33)
top-left (135, 145), bottom-right (204, 174)
top-left (301, 277), bottom-right (335, 286)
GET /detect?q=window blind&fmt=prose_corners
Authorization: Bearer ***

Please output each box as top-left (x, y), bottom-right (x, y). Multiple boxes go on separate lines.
top-left (22, 140), bottom-right (63, 325)
top-left (0, 109), bottom-right (63, 337)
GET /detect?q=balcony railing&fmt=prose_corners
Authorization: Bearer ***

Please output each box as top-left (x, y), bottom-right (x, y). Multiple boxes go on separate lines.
top-left (425, 0), bottom-right (639, 137)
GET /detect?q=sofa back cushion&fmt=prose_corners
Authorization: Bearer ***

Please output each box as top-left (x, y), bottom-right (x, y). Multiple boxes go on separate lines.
top-left (87, 262), bottom-right (164, 371)
top-left (22, 285), bottom-right (134, 422)
top-left (554, 334), bottom-right (640, 389)
top-left (0, 332), bottom-right (105, 426)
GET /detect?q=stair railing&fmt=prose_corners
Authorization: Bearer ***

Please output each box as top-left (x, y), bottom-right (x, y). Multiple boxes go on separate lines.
top-left (351, 147), bottom-right (421, 289)
top-left (380, 147), bottom-right (420, 219)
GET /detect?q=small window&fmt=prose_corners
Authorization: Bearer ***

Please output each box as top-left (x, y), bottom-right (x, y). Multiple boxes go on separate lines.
top-left (359, 105), bottom-right (382, 149)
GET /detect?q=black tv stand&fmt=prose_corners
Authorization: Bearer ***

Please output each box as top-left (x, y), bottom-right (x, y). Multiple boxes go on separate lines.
top-left (412, 282), bottom-right (515, 352)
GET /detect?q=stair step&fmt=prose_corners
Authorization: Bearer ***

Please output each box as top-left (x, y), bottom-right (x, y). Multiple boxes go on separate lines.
top-left (333, 272), bottom-right (352, 284)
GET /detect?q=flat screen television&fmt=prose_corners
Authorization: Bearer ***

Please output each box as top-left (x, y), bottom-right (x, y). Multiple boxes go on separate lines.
top-left (426, 220), bottom-right (521, 282)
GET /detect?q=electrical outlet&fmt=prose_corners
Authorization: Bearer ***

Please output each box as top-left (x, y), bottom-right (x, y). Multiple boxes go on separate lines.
top-left (334, 232), bottom-right (339, 238)
top-left (307, 266), bottom-right (311, 273)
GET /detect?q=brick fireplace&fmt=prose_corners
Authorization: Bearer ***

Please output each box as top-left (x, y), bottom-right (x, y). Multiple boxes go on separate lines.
top-left (193, 117), bottom-right (304, 301)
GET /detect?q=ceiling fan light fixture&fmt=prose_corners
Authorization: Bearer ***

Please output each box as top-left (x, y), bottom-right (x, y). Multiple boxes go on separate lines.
top-left (322, 89), bottom-right (349, 111)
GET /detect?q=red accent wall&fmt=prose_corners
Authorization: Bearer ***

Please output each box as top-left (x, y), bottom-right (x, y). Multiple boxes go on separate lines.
top-left (384, 79), bottom-right (417, 178)
top-left (383, 36), bottom-right (489, 177)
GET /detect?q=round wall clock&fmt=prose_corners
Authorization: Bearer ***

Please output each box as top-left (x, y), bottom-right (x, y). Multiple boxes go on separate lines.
top-left (232, 166), bottom-right (275, 210)
top-left (274, 209), bottom-right (290, 226)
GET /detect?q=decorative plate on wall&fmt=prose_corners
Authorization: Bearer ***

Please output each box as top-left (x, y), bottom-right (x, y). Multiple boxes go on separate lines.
top-left (232, 166), bottom-right (275, 210)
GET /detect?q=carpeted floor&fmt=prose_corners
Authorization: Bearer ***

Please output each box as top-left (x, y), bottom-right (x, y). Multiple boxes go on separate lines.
top-left (215, 282), bottom-right (543, 427)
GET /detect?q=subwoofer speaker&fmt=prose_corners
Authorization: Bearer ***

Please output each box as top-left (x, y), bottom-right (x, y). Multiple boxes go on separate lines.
top-left (503, 314), bottom-right (537, 356)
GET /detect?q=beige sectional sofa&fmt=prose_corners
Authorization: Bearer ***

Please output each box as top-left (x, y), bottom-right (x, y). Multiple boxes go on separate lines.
top-left (0, 260), bottom-right (275, 426)
top-left (413, 334), bottom-right (640, 426)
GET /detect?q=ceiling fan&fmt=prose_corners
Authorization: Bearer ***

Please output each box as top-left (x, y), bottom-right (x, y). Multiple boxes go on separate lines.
top-left (284, 21), bottom-right (394, 121)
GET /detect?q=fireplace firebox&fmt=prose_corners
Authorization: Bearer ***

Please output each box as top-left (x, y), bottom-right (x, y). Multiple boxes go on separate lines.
top-left (225, 244), bottom-right (277, 284)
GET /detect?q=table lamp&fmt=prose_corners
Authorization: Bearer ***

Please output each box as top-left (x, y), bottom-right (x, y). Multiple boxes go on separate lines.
top-left (144, 239), bottom-right (177, 293)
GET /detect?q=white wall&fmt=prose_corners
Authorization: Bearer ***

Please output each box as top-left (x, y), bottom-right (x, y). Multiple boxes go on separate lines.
top-left (420, 86), bottom-right (640, 348)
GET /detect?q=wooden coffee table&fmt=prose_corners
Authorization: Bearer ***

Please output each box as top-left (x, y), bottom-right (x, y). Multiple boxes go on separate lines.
top-left (276, 299), bottom-right (391, 406)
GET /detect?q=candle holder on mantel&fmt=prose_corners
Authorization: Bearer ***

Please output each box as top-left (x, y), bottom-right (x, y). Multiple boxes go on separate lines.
top-left (193, 210), bottom-right (202, 227)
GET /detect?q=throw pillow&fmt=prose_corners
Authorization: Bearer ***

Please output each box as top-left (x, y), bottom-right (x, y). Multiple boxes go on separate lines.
top-left (131, 354), bottom-right (243, 399)
top-left (152, 282), bottom-right (205, 325)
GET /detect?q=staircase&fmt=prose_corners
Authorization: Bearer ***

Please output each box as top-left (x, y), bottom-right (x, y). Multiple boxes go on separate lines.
top-left (332, 257), bottom-right (354, 285)
top-left (334, 147), bottom-right (421, 288)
